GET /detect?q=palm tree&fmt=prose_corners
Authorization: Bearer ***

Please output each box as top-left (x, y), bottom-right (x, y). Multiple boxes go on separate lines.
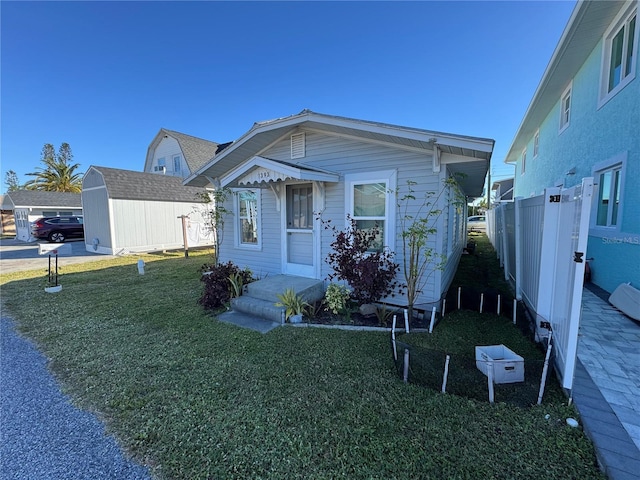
top-left (24, 143), bottom-right (83, 193)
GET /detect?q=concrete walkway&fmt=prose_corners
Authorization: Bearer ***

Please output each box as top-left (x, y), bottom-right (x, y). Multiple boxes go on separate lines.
top-left (572, 286), bottom-right (640, 480)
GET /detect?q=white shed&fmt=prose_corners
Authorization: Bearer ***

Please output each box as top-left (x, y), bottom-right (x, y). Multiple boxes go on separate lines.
top-left (82, 166), bottom-right (214, 255)
top-left (1, 190), bottom-right (82, 242)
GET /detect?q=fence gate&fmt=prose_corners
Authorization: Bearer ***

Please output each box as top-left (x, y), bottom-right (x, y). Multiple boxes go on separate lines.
top-left (548, 178), bottom-right (593, 390)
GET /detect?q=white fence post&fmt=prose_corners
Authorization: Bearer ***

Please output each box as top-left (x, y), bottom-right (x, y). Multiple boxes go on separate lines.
top-left (514, 196), bottom-right (522, 301)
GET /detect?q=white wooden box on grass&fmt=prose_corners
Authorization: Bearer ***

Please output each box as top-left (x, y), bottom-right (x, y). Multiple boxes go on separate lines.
top-left (475, 345), bottom-right (524, 384)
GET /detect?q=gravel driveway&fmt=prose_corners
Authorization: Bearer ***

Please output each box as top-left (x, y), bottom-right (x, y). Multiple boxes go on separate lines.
top-left (1, 315), bottom-right (152, 479)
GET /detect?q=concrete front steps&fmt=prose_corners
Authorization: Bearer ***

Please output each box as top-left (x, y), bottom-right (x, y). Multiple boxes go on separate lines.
top-left (230, 275), bottom-right (325, 324)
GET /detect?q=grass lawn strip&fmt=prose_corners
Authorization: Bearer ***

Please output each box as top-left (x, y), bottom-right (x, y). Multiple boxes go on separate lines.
top-left (0, 248), bottom-right (604, 479)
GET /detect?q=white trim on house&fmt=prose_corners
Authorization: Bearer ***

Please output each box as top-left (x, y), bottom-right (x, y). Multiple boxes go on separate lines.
top-left (589, 151), bottom-right (627, 238)
top-left (220, 155), bottom-right (339, 188)
top-left (597, 3), bottom-right (638, 109)
top-left (233, 188), bottom-right (262, 250)
top-left (344, 170), bottom-right (397, 253)
top-left (559, 81), bottom-right (572, 133)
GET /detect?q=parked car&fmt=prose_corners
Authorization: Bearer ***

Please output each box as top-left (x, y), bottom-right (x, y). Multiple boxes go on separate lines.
top-left (467, 215), bottom-right (486, 233)
top-left (31, 216), bottom-right (84, 243)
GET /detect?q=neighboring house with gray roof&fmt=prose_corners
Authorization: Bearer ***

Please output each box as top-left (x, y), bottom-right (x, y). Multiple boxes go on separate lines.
top-left (143, 128), bottom-right (231, 179)
top-left (81, 166), bottom-right (214, 255)
top-left (1, 190), bottom-right (82, 242)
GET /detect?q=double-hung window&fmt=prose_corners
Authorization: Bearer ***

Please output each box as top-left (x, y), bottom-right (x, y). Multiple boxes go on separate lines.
top-left (559, 83), bottom-right (572, 132)
top-left (533, 130), bottom-right (540, 158)
top-left (173, 155), bottom-right (182, 175)
top-left (235, 189), bottom-right (261, 248)
top-left (599, 5), bottom-right (638, 106)
top-left (345, 170), bottom-right (396, 252)
top-left (596, 166), bottom-right (622, 228)
top-left (521, 148), bottom-right (527, 175)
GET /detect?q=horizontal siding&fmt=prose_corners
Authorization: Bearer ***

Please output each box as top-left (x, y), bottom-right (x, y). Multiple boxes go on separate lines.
top-left (151, 137), bottom-right (183, 176)
top-left (218, 188), bottom-right (282, 279)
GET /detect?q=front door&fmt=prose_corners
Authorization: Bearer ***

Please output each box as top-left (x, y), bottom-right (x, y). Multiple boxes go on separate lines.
top-left (284, 183), bottom-right (315, 277)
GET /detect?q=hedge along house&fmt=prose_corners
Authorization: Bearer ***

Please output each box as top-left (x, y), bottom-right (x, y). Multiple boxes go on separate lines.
top-left (1, 190), bottom-right (82, 242)
top-left (185, 111), bottom-right (494, 314)
top-left (143, 128), bottom-right (231, 179)
top-left (82, 166), bottom-right (214, 255)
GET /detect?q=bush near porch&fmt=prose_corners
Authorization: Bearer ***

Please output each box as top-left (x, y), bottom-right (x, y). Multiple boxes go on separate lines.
top-left (0, 249), bottom-right (604, 480)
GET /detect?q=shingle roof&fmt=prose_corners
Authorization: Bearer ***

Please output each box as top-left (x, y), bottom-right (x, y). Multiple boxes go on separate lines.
top-left (3, 190), bottom-right (82, 209)
top-left (160, 129), bottom-right (226, 173)
top-left (88, 166), bottom-right (208, 203)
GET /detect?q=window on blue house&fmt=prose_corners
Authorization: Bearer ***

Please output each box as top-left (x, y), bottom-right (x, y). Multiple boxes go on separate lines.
top-left (599, 5), bottom-right (637, 106)
top-left (596, 166), bottom-right (622, 227)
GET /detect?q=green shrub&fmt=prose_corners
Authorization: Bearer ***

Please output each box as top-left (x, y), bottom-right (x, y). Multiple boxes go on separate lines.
top-left (325, 283), bottom-right (351, 315)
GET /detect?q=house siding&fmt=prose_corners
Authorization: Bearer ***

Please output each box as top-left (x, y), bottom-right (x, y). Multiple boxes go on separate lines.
top-left (110, 199), bottom-right (204, 253)
top-left (150, 137), bottom-right (184, 177)
top-left (220, 130), bottom-right (462, 307)
top-left (218, 188), bottom-right (282, 278)
top-left (82, 187), bottom-right (112, 251)
top-left (512, 24), bottom-right (640, 293)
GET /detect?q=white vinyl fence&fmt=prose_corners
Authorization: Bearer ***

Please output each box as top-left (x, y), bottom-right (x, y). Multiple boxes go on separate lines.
top-left (486, 178), bottom-right (593, 391)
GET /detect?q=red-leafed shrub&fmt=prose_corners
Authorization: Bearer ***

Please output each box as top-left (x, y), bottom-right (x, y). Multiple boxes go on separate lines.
top-left (199, 261), bottom-right (254, 311)
top-left (320, 215), bottom-right (400, 305)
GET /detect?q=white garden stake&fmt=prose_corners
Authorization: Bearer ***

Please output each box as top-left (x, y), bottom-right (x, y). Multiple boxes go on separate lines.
top-left (441, 355), bottom-right (451, 393)
top-left (537, 331), bottom-right (553, 405)
top-left (428, 306), bottom-right (436, 333)
top-left (391, 314), bottom-right (397, 339)
top-left (487, 361), bottom-right (495, 404)
top-left (404, 309), bottom-right (409, 333)
top-left (442, 299), bottom-right (447, 317)
top-left (403, 348), bottom-right (410, 383)
top-left (497, 295), bottom-right (501, 315)
top-left (457, 287), bottom-right (462, 309)
top-left (480, 293), bottom-right (484, 313)
top-left (513, 299), bottom-right (517, 325)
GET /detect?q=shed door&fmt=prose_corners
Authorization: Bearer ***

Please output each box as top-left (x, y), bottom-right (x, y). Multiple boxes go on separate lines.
top-left (284, 184), bottom-right (315, 277)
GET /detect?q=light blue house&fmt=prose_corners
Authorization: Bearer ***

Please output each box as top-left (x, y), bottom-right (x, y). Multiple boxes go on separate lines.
top-left (505, 0), bottom-right (639, 294)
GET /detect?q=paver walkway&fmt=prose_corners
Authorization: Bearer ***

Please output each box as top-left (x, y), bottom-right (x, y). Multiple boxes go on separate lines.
top-left (572, 287), bottom-right (640, 480)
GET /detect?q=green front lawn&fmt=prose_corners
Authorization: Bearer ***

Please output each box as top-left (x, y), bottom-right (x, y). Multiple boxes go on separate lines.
top-left (0, 249), bottom-right (603, 479)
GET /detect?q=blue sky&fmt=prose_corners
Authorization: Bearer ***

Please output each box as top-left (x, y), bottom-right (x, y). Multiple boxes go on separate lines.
top-left (1, 1), bottom-right (576, 194)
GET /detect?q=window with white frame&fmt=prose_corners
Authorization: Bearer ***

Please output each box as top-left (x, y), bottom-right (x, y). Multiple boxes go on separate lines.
top-left (173, 155), bottom-right (182, 174)
top-left (595, 165), bottom-right (622, 227)
top-left (600, 5), bottom-right (637, 106)
top-left (345, 170), bottom-right (396, 252)
top-left (533, 130), bottom-right (540, 158)
top-left (559, 83), bottom-right (571, 132)
top-left (235, 189), bottom-right (261, 247)
top-left (521, 148), bottom-right (527, 175)
top-left (154, 157), bottom-right (166, 173)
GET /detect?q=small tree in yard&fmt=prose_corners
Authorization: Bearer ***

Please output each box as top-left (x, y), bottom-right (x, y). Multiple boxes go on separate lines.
top-left (319, 215), bottom-right (400, 305)
top-left (195, 187), bottom-right (231, 265)
top-left (398, 177), bottom-right (464, 322)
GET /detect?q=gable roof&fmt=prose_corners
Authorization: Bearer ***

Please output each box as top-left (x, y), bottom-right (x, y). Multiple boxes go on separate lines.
top-left (85, 166), bottom-right (207, 203)
top-left (2, 190), bottom-right (82, 209)
top-left (185, 110), bottom-right (494, 197)
top-left (144, 129), bottom-right (230, 174)
top-left (505, 0), bottom-right (627, 164)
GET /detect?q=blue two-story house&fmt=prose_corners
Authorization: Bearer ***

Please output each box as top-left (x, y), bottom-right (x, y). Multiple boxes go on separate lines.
top-left (505, 0), bottom-right (639, 294)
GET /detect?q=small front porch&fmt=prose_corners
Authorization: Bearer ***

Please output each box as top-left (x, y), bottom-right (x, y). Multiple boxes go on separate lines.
top-left (218, 275), bottom-right (325, 332)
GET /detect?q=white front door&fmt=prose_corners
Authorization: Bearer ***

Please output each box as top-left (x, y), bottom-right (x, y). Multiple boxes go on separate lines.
top-left (283, 183), bottom-right (316, 277)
